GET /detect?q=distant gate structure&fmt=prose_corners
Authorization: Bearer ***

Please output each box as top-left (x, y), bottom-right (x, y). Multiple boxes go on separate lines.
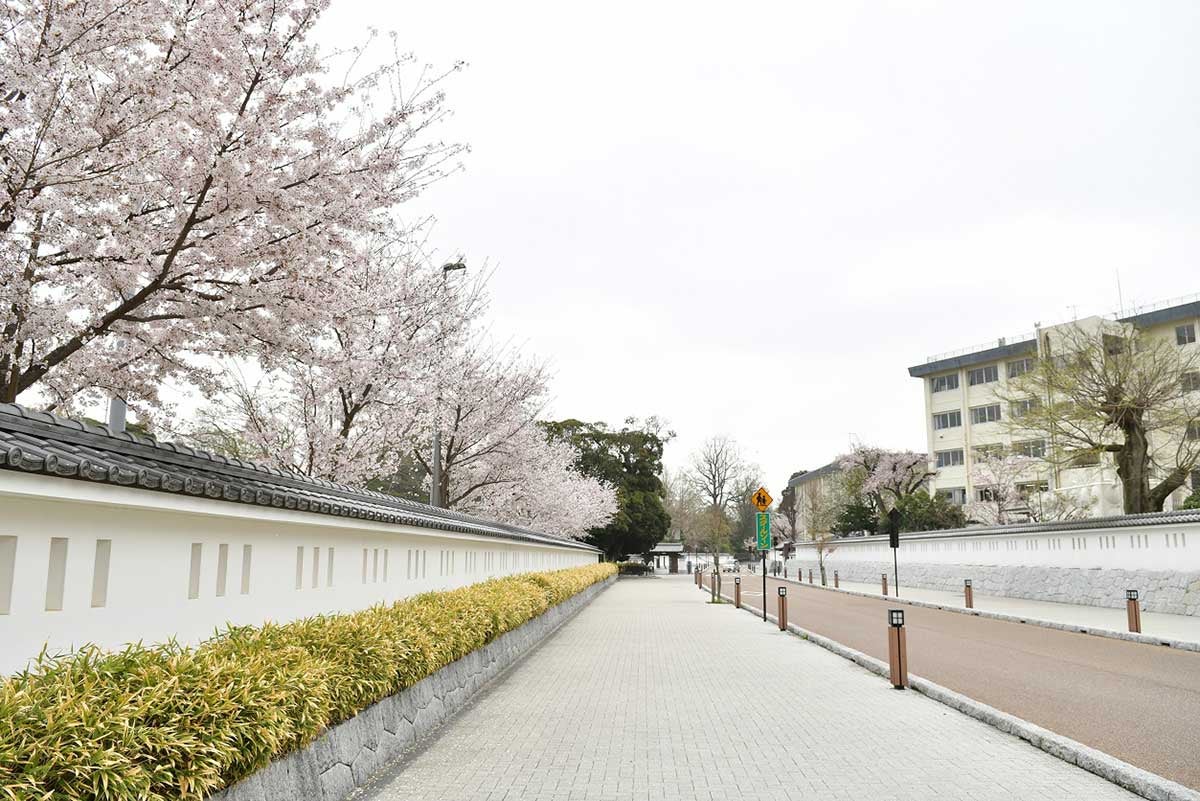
top-left (649, 541), bottom-right (683, 573)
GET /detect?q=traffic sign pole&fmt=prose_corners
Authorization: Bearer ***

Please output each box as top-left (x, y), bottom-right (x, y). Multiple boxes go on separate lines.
top-left (750, 489), bottom-right (774, 622)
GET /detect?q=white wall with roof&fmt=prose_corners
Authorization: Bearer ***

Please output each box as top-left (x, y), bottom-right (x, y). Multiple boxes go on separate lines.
top-left (0, 471), bottom-right (596, 676)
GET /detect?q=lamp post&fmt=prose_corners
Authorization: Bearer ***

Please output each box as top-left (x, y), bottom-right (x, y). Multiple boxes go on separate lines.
top-left (430, 261), bottom-right (466, 508)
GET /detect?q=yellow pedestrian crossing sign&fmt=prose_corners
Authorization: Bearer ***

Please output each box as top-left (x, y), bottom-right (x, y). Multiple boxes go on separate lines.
top-left (756, 512), bottom-right (772, 551)
top-left (751, 486), bottom-right (772, 512)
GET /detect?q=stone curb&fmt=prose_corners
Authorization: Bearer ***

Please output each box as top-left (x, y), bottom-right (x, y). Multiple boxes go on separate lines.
top-left (208, 575), bottom-right (617, 801)
top-left (769, 574), bottom-right (1200, 652)
top-left (707, 583), bottom-right (1200, 801)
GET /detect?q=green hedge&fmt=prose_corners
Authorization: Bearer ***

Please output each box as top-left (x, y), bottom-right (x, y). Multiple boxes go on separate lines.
top-left (0, 562), bottom-right (615, 801)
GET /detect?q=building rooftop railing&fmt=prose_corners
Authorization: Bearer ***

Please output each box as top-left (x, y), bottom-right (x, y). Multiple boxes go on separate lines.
top-left (924, 332), bottom-right (1036, 364)
top-left (1112, 291), bottom-right (1200, 321)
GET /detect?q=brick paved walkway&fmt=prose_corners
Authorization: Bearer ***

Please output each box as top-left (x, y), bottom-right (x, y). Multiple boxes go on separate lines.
top-left (360, 575), bottom-right (1138, 801)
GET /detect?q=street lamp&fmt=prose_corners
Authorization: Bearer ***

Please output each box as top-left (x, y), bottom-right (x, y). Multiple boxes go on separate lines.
top-left (430, 260), bottom-right (467, 508)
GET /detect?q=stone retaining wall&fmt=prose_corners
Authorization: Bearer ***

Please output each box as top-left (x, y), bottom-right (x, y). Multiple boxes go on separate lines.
top-left (207, 575), bottom-right (616, 801)
top-left (785, 559), bottom-right (1200, 615)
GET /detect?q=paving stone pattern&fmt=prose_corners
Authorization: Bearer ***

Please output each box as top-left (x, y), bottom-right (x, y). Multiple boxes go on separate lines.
top-left (790, 558), bottom-right (1200, 615)
top-left (361, 575), bottom-right (1139, 801)
top-left (207, 576), bottom-right (615, 801)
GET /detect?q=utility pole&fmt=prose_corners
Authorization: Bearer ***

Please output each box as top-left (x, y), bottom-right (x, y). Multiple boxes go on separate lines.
top-left (430, 260), bottom-right (466, 508)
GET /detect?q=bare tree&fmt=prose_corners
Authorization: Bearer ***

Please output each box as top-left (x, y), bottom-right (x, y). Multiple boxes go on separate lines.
top-left (1006, 323), bottom-right (1200, 514)
top-left (688, 436), bottom-right (748, 594)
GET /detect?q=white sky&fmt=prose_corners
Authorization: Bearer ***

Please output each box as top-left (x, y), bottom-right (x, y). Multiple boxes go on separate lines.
top-left (316, 0), bottom-right (1200, 493)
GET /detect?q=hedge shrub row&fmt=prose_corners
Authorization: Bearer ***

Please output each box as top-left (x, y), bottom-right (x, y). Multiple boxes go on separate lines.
top-left (0, 562), bottom-right (616, 801)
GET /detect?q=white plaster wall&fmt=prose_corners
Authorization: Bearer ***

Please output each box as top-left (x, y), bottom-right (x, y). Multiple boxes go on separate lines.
top-left (793, 520), bottom-right (1200, 572)
top-left (0, 472), bottom-right (596, 675)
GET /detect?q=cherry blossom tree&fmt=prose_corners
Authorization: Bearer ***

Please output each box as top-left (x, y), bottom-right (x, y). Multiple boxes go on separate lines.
top-left (411, 338), bottom-right (551, 510)
top-left (1, 0), bottom-right (462, 418)
top-left (187, 233), bottom-right (483, 486)
top-left (967, 450), bottom-right (1094, 525)
top-left (838, 445), bottom-right (935, 534)
top-left (452, 426), bottom-right (618, 539)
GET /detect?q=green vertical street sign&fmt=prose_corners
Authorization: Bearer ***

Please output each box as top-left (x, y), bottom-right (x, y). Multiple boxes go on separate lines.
top-left (756, 512), bottom-right (772, 551)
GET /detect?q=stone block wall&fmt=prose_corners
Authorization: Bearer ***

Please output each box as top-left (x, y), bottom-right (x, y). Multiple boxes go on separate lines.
top-left (207, 575), bottom-right (616, 801)
top-left (785, 559), bottom-right (1200, 616)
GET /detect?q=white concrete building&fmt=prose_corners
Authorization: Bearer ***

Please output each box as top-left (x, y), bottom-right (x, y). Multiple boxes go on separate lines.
top-left (909, 295), bottom-right (1200, 517)
top-left (783, 462), bottom-right (843, 536)
top-left (0, 404), bottom-right (599, 676)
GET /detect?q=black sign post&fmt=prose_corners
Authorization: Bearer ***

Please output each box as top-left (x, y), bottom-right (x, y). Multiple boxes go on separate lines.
top-left (761, 548), bottom-right (767, 621)
top-left (888, 508), bottom-right (901, 598)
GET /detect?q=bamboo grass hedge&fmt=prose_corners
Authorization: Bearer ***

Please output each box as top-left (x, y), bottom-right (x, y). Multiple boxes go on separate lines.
top-left (0, 562), bottom-right (616, 801)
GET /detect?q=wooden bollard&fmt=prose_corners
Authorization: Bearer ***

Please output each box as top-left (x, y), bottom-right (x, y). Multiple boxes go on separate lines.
top-left (710, 571), bottom-right (717, 601)
top-left (887, 609), bottom-right (908, 688)
top-left (964, 579), bottom-right (974, 609)
top-left (834, 570), bottom-right (839, 588)
top-left (1126, 589), bottom-right (1142, 633)
top-left (778, 586), bottom-right (788, 631)
top-left (735, 576), bottom-right (741, 608)
top-left (881, 573), bottom-right (889, 596)
top-left (808, 569), bottom-right (813, 584)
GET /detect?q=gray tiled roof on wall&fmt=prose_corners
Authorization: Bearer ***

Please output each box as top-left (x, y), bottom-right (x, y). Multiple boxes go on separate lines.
top-left (0, 404), bottom-right (598, 552)
top-left (813, 508), bottom-right (1200, 546)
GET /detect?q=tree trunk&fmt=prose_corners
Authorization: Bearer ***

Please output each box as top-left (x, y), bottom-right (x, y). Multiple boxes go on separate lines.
top-left (1115, 422), bottom-right (1152, 514)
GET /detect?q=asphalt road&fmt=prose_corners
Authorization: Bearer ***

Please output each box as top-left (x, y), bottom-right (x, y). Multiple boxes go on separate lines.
top-left (703, 571), bottom-right (1200, 790)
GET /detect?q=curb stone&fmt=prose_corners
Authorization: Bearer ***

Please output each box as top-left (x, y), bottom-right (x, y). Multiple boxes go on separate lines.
top-left (708, 583), bottom-right (1200, 801)
top-left (207, 575), bottom-right (616, 801)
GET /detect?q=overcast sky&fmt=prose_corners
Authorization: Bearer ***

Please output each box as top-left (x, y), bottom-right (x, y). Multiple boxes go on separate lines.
top-left (316, 1), bottom-right (1200, 493)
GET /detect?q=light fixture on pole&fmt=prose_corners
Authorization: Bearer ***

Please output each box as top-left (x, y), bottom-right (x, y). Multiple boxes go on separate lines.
top-left (430, 260), bottom-right (467, 508)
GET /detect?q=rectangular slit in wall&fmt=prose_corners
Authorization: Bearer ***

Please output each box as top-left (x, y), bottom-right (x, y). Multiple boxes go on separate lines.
top-left (91, 539), bottom-right (112, 608)
top-left (362, 548), bottom-right (368, 584)
top-left (383, 549), bottom-right (389, 582)
top-left (294, 546), bottom-right (304, 590)
top-left (372, 548), bottom-right (379, 582)
top-left (215, 543), bottom-right (229, 598)
top-left (240, 544), bottom-right (252, 595)
top-left (312, 546), bottom-right (320, 589)
top-left (45, 537), bottom-right (69, 611)
top-left (188, 543), bottom-right (202, 600)
top-left (327, 547), bottom-right (335, 587)
top-left (0, 536), bottom-right (15, 614)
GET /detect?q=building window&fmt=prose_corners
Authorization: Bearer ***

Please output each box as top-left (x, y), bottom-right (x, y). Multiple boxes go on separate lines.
top-left (1192, 469), bottom-right (1200, 491)
top-left (935, 449), bottom-right (964, 468)
top-left (930, 373), bottom-right (959, 393)
top-left (1007, 358), bottom-right (1034, 379)
top-left (1187, 422), bottom-right (1200, 441)
top-left (969, 404), bottom-right (1002, 424)
top-left (932, 410), bottom-right (962, 430)
top-left (974, 444), bottom-right (1005, 461)
top-left (1177, 324), bottom-right (1196, 346)
top-left (1182, 372), bottom-right (1200, 394)
top-left (1017, 480), bottom-right (1049, 497)
top-left (976, 487), bottom-right (1001, 502)
top-left (1069, 450), bottom-right (1101, 467)
top-left (967, 365), bottom-right (999, 386)
top-left (1014, 439), bottom-right (1046, 458)
top-left (938, 487), bottom-right (967, 505)
top-left (1011, 397), bottom-right (1041, 418)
